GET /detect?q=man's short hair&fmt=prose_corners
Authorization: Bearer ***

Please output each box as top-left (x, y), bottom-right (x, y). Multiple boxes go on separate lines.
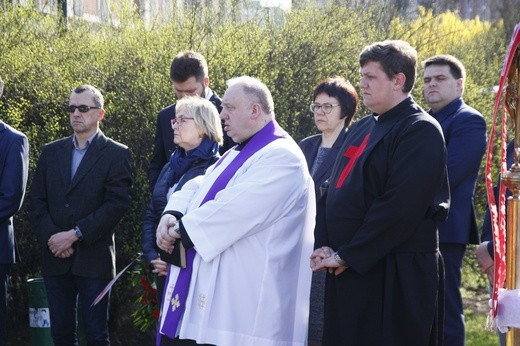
top-left (0, 75), bottom-right (4, 97)
top-left (170, 51), bottom-right (209, 83)
top-left (227, 76), bottom-right (274, 115)
top-left (423, 54), bottom-right (466, 80)
top-left (73, 85), bottom-right (104, 108)
top-left (359, 40), bottom-right (417, 93)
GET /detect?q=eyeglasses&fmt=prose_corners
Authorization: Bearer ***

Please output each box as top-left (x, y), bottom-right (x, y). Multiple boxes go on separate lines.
top-left (309, 103), bottom-right (340, 114)
top-left (171, 116), bottom-right (195, 128)
top-left (66, 105), bottom-right (101, 113)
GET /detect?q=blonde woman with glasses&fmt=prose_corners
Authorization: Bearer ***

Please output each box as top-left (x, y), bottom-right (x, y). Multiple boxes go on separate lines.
top-left (141, 96), bottom-right (223, 333)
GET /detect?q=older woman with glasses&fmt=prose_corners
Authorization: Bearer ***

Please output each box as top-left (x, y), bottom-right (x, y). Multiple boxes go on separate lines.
top-left (141, 96), bottom-right (223, 319)
top-left (299, 76), bottom-right (358, 346)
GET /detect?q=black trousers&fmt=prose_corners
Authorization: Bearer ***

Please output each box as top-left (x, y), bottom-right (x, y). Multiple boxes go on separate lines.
top-left (0, 264), bottom-right (9, 346)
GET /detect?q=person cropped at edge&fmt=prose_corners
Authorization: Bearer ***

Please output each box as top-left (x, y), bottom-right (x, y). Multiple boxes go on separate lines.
top-left (299, 76), bottom-right (358, 346)
top-left (310, 40), bottom-right (449, 346)
top-left (423, 54), bottom-right (487, 346)
top-left (0, 75), bottom-right (29, 346)
top-left (141, 96), bottom-right (222, 314)
top-left (476, 139), bottom-right (514, 346)
top-left (148, 50), bottom-right (235, 190)
top-left (30, 85), bottom-right (133, 346)
top-left (155, 76), bottom-right (315, 346)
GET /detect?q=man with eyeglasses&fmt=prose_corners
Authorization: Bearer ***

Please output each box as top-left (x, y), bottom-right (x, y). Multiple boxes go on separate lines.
top-left (148, 50), bottom-right (235, 190)
top-left (0, 75), bottom-right (29, 346)
top-left (30, 85), bottom-right (133, 346)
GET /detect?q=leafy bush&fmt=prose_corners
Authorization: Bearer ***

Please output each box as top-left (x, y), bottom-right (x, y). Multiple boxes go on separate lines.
top-left (0, 1), bottom-right (507, 343)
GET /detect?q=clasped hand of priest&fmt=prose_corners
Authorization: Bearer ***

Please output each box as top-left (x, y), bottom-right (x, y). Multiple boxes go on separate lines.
top-left (156, 214), bottom-right (179, 254)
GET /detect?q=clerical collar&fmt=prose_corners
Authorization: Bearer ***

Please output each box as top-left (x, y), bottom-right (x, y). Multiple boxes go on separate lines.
top-left (372, 97), bottom-right (415, 123)
top-left (235, 137), bottom-right (252, 151)
top-left (234, 121), bottom-right (284, 151)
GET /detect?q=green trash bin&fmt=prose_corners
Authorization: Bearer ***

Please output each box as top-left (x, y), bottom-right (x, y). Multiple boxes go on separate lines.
top-left (27, 278), bottom-right (53, 346)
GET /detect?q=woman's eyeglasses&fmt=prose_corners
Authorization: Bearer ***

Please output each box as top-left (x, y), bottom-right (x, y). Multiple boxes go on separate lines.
top-left (66, 105), bottom-right (101, 113)
top-left (309, 103), bottom-right (340, 114)
top-left (171, 116), bottom-right (195, 128)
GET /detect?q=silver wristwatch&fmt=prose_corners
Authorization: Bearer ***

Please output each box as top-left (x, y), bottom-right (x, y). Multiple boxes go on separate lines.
top-left (74, 226), bottom-right (83, 241)
top-left (334, 252), bottom-right (348, 267)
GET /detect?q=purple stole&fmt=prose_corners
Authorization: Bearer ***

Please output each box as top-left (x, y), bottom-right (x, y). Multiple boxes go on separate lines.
top-left (157, 120), bottom-right (287, 344)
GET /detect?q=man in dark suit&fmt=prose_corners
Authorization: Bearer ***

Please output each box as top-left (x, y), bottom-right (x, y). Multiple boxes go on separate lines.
top-left (30, 85), bottom-right (133, 346)
top-left (423, 54), bottom-right (487, 346)
top-left (0, 76), bottom-right (29, 346)
top-left (148, 50), bottom-right (234, 190)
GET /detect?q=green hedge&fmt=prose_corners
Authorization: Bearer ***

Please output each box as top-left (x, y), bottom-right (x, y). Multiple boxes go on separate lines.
top-left (0, 2), bottom-right (508, 343)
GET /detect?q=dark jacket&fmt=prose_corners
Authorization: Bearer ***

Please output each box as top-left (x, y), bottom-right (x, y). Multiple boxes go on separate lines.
top-left (30, 131), bottom-right (133, 279)
top-left (431, 97), bottom-right (487, 245)
top-left (0, 121), bottom-right (29, 264)
top-left (299, 129), bottom-right (348, 203)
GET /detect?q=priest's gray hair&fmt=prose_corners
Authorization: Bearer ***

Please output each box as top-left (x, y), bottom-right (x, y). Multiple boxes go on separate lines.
top-left (226, 76), bottom-right (274, 116)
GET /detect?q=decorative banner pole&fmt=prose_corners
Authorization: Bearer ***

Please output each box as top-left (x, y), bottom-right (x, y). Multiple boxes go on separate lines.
top-left (486, 22), bottom-right (520, 346)
top-left (502, 49), bottom-right (520, 346)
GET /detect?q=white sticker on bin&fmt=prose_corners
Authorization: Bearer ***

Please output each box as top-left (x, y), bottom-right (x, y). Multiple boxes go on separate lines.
top-left (29, 308), bottom-right (51, 328)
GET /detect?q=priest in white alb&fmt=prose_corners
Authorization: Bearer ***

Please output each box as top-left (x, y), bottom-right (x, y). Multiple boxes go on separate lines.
top-left (156, 76), bottom-right (315, 346)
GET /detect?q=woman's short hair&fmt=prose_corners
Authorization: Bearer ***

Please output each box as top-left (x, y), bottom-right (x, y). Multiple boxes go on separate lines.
top-left (175, 96), bottom-right (223, 145)
top-left (313, 76), bottom-right (359, 127)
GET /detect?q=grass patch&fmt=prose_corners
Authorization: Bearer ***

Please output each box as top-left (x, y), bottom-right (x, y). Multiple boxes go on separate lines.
top-left (466, 310), bottom-right (500, 345)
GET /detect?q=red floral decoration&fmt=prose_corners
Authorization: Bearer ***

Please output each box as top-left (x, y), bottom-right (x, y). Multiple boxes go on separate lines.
top-left (131, 261), bottom-right (160, 331)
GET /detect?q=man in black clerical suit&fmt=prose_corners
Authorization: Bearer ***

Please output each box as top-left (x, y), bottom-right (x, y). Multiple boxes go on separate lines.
top-left (311, 40), bottom-right (449, 346)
